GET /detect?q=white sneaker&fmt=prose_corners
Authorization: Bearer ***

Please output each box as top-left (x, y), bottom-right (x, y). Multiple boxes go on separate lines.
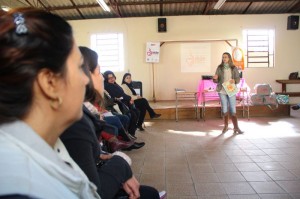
top-left (159, 190), bottom-right (167, 199)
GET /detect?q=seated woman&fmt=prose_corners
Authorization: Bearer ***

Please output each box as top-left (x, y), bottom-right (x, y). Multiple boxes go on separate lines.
top-left (121, 73), bottom-right (161, 130)
top-left (103, 71), bottom-right (141, 134)
top-left (88, 94), bottom-right (130, 140)
top-left (0, 8), bottom-right (98, 198)
top-left (78, 47), bottom-right (144, 151)
top-left (61, 46), bottom-right (166, 199)
top-left (88, 92), bottom-right (145, 151)
top-left (103, 90), bottom-right (138, 137)
top-left (84, 98), bottom-right (135, 152)
top-left (93, 83), bottom-right (134, 141)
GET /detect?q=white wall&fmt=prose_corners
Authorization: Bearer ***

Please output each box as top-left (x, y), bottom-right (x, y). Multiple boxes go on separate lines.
top-left (69, 14), bottom-right (300, 103)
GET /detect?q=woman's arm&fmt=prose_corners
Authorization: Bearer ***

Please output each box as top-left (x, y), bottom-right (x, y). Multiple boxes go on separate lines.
top-left (61, 115), bottom-right (102, 192)
top-left (232, 67), bottom-right (241, 84)
top-left (106, 84), bottom-right (132, 103)
top-left (213, 67), bottom-right (221, 83)
top-left (63, 138), bottom-right (101, 190)
top-left (121, 84), bottom-right (138, 100)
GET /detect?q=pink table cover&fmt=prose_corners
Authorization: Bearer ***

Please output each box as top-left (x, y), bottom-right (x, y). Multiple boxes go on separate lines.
top-left (197, 78), bottom-right (249, 103)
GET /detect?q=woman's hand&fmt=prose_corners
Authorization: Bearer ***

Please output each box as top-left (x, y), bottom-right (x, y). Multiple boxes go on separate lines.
top-left (229, 79), bottom-right (235, 84)
top-left (115, 97), bottom-right (123, 102)
top-left (99, 154), bottom-right (112, 160)
top-left (122, 176), bottom-right (140, 199)
top-left (213, 75), bottom-right (218, 80)
top-left (130, 99), bottom-right (134, 104)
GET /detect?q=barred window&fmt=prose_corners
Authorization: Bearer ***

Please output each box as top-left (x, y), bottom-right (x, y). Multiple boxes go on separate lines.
top-left (91, 33), bottom-right (124, 72)
top-left (243, 29), bottom-right (275, 68)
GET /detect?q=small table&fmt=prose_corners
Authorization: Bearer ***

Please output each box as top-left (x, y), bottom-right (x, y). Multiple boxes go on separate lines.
top-left (275, 79), bottom-right (300, 97)
top-left (175, 88), bottom-right (199, 122)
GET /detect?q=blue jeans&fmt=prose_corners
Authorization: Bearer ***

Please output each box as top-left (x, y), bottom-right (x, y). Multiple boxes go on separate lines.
top-left (114, 113), bottom-right (130, 130)
top-left (218, 93), bottom-right (236, 115)
top-left (103, 116), bottom-right (124, 130)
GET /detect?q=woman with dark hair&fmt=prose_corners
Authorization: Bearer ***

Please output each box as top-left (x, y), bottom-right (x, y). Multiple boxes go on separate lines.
top-left (121, 73), bottom-right (161, 130)
top-left (61, 47), bottom-right (166, 199)
top-left (93, 91), bottom-right (145, 151)
top-left (213, 52), bottom-right (244, 134)
top-left (0, 8), bottom-right (99, 198)
top-left (103, 71), bottom-right (141, 135)
top-left (61, 46), bottom-right (135, 153)
top-left (77, 46), bottom-right (144, 151)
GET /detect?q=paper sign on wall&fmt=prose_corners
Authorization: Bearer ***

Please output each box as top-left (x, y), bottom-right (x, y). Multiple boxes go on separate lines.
top-left (180, 43), bottom-right (211, 73)
top-left (146, 42), bottom-right (160, 63)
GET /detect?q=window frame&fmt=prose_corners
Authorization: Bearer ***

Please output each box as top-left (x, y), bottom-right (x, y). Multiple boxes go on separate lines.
top-left (90, 33), bottom-right (125, 72)
top-left (243, 29), bottom-right (275, 68)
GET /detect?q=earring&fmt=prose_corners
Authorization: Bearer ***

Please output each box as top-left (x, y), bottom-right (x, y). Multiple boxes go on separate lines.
top-left (50, 97), bottom-right (63, 109)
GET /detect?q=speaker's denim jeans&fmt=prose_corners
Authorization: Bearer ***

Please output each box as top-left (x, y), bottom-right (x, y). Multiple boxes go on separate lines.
top-left (218, 93), bottom-right (236, 115)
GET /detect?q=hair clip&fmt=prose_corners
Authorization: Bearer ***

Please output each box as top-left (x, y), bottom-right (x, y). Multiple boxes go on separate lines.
top-left (13, 13), bottom-right (28, 35)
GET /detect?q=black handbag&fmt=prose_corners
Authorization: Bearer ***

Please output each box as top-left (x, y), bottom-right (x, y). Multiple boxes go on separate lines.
top-left (289, 72), bottom-right (298, 80)
top-left (116, 101), bottom-right (130, 115)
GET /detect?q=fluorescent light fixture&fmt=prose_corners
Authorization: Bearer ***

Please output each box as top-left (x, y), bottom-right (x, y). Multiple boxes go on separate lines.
top-left (1, 5), bottom-right (11, 12)
top-left (213, 0), bottom-right (226, 9)
top-left (96, 0), bottom-right (111, 12)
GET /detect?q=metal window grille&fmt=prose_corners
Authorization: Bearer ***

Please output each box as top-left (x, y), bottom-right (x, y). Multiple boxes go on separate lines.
top-left (91, 33), bottom-right (124, 72)
top-left (244, 29), bottom-right (275, 68)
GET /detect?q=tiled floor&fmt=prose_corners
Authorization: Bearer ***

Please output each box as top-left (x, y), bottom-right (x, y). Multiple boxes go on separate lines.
top-left (124, 110), bottom-right (300, 199)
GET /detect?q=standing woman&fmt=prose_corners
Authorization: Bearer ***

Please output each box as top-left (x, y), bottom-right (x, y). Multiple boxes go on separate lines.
top-left (213, 52), bottom-right (244, 134)
top-left (121, 73), bottom-right (161, 130)
top-left (0, 8), bottom-right (99, 198)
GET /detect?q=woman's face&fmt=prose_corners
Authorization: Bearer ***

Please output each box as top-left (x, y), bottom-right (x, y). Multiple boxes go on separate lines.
top-left (222, 54), bottom-right (230, 64)
top-left (124, 75), bottom-right (132, 84)
top-left (91, 65), bottom-right (104, 96)
top-left (60, 43), bottom-right (89, 122)
top-left (107, 74), bottom-right (116, 84)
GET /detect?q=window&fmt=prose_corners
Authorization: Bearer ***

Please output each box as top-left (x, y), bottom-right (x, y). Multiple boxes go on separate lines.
top-left (243, 29), bottom-right (275, 68)
top-left (91, 33), bottom-right (124, 72)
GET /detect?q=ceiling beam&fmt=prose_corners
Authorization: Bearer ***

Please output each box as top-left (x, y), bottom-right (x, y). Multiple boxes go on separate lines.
top-left (46, 3), bottom-right (103, 11)
top-left (24, 0), bottom-right (34, 7)
top-left (108, 0), bottom-right (122, 17)
top-left (36, 0), bottom-right (47, 8)
top-left (27, 0), bottom-right (298, 12)
top-left (69, 0), bottom-right (85, 19)
top-left (112, 0), bottom-right (296, 5)
top-left (23, 0), bottom-right (49, 11)
top-left (242, 2), bottom-right (253, 14)
top-left (160, 0), bottom-right (164, 16)
top-left (288, 1), bottom-right (300, 13)
top-left (202, 0), bottom-right (212, 15)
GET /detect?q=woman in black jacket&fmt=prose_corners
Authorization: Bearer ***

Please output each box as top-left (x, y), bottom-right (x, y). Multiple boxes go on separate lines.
top-left (103, 71), bottom-right (141, 133)
top-left (61, 106), bottom-right (137, 198)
